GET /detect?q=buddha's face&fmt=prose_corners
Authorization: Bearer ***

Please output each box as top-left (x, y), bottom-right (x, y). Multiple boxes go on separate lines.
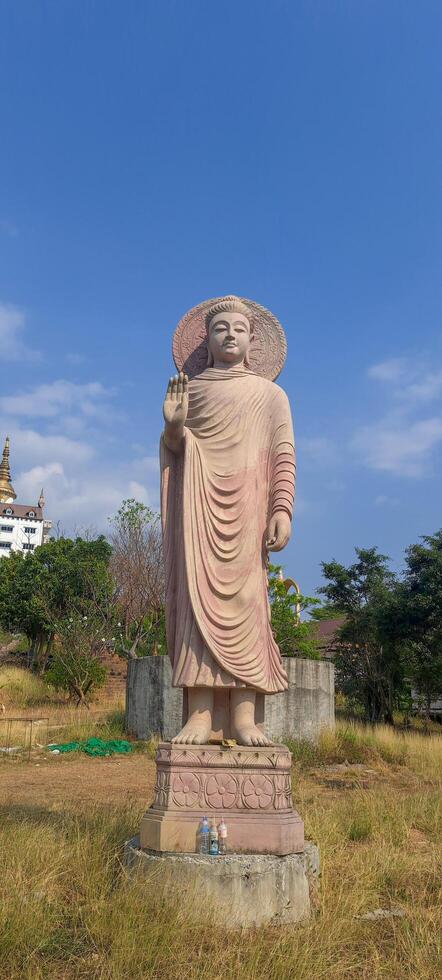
top-left (207, 311), bottom-right (253, 367)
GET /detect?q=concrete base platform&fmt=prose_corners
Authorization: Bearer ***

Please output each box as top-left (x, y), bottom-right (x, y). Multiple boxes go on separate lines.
top-left (124, 836), bottom-right (320, 928)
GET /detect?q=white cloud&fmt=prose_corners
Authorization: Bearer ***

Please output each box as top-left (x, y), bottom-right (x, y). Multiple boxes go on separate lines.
top-left (127, 480), bottom-right (150, 504)
top-left (368, 357), bottom-right (442, 404)
top-left (9, 427), bottom-right (94, 466)
top-left (368, 358), bottom-right (407, 383)
top-left (14, 457), bottom-right (159, 531)
top-left (0, 303), bottom-right (41, 362)
top-left (401, 371), bottom-right (442, 403)
top-left (0, 380), bottom-right (114, 419)
top-left (374, 494), bottom-right (399, 507)
top-left (1, 424), bottom-right (158, 531)
top-left (53, 415), bottom-right (89, 437)
top-left (17, 462), bottom-right (64, 501)
top-left (0, 310), bottom-right (158, 533)
top-left (355, 354), bottom-right (442, 478)
top-left (352, 416), bottom-right (442, 477)
top-left (298, 436), bottom-right (335, 466)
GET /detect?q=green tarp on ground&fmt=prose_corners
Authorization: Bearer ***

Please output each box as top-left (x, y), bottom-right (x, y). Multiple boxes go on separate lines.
top-left (48, 737), bottom-right (132, 757)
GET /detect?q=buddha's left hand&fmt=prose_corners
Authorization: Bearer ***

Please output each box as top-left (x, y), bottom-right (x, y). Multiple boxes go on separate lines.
top-left (266, 511), bottom-right (291, 552)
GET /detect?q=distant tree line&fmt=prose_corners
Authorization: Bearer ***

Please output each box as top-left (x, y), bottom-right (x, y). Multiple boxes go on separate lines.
top-left (0, 501), bottom-right (441, 719)
top-left (0, 499), bottom-right (165, 704)
top-left (318, 534), bottom-right (442, 722)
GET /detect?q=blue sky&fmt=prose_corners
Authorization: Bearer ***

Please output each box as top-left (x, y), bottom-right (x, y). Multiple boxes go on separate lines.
top-left (1, 0), bottom-right (441, 597)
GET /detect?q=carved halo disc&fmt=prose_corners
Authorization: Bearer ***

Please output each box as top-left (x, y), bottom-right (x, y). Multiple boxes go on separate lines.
top-left (172, 295), bottom-right (287, 381)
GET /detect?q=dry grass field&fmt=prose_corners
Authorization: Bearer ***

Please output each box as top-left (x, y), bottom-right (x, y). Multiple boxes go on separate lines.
top-left (0, 667), bottom-right (441, 980)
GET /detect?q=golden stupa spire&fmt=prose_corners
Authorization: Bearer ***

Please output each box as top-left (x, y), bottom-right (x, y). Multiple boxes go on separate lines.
top-left (0, 435), bottom-right (17, 503)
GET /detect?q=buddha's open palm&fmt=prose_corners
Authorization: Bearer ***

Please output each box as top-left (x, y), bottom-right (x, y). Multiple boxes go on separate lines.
top-left (163, 372), bottom-right (189, 428)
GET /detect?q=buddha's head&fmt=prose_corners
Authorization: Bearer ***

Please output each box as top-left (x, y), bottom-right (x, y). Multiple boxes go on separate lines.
top-left (205, 296), bottom-right (253, 369)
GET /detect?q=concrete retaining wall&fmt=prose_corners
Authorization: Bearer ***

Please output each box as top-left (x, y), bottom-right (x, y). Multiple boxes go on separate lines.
top-left (125, 656), bottom-right (183, 741)
top-left (125, 656), bottom-right (334, 742)
top-left (261, 658), bottom-right (335, 741)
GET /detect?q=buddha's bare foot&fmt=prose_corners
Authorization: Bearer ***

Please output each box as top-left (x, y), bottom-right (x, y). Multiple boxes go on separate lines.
top-left (172, 717), bottom-right (212, 745)
top-left (232, 724), bottom-right (272, 747)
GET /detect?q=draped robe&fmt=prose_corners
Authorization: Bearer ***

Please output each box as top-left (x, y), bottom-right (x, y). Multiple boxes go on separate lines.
top-left (161, 367), bottom-right (295, 694)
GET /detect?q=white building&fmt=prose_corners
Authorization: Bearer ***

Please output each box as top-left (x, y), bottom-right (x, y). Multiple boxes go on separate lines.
top-left (0, 435), bottom-right (52, 556)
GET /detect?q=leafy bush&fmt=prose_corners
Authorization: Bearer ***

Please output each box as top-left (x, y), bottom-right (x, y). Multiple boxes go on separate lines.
top-left (47, 652), bottom-right (107, 705)
top-left (46, 614), bottom-right (110, 705)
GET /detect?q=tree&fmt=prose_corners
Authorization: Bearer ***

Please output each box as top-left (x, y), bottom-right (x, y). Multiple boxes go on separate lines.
top-left (319, 547), bottom-right (406, 723)
top-left (402, 530), bottom-right (442, 718)
top-left (46, 613), bottom-right (109, 705)
top-left (0, 536), bottom-right (112, 672)
top-left (109, 499), bottom-right (166, 658)
top-left (268, 564), bottom-right (322, 659)
top-left (310, 603), bottom-right (345, 622)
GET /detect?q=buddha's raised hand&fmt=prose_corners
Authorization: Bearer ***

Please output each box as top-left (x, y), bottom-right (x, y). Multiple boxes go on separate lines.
top-left (163, 372), bottom-right (189, 430)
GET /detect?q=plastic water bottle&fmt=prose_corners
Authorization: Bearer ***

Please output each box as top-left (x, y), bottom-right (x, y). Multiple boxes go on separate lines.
top-left (218, 817), bottom-right (227, 854)
top-left (209, 819), bottom-right (219, 855)
top-left (198, 815), bottom-right (210, 854)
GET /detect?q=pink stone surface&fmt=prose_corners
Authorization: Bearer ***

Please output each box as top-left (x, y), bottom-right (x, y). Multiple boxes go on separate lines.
top-left (162, 368), bottom-right (295, 695)
top-left (139, 742), bottom-right (304, 856)
top-left (161, 297), bottom-right (296, 748)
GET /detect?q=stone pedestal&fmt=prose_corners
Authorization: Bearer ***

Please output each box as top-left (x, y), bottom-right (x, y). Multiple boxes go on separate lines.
top-left (124, 837), bottom-right (320, 928)
top-left (140, 741), bottom-right (304, 856)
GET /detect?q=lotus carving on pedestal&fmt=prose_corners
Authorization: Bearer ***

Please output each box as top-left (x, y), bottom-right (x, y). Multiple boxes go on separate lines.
top-left (172, 772), bottom-right (200, 808)
top-left (205, 772), bottom-right (238, 809)
top-left (242, 774), bottom-right (274, 809)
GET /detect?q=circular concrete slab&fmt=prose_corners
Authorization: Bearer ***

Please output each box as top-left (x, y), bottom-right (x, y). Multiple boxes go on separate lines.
top-left (124, 836), bottom-right (320, 928)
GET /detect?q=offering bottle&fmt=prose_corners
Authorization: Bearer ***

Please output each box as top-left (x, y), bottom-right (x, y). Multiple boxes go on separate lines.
top-left (209, 819), bottom-right (219, 855)
top-left (198, 815), bottom-right (210, 854)
top-left (218, 817), bottom-right (227, 854)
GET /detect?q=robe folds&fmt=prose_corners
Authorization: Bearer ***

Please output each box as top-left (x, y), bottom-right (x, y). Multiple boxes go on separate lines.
top-left (161, 367), bottom-right (296, 694)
